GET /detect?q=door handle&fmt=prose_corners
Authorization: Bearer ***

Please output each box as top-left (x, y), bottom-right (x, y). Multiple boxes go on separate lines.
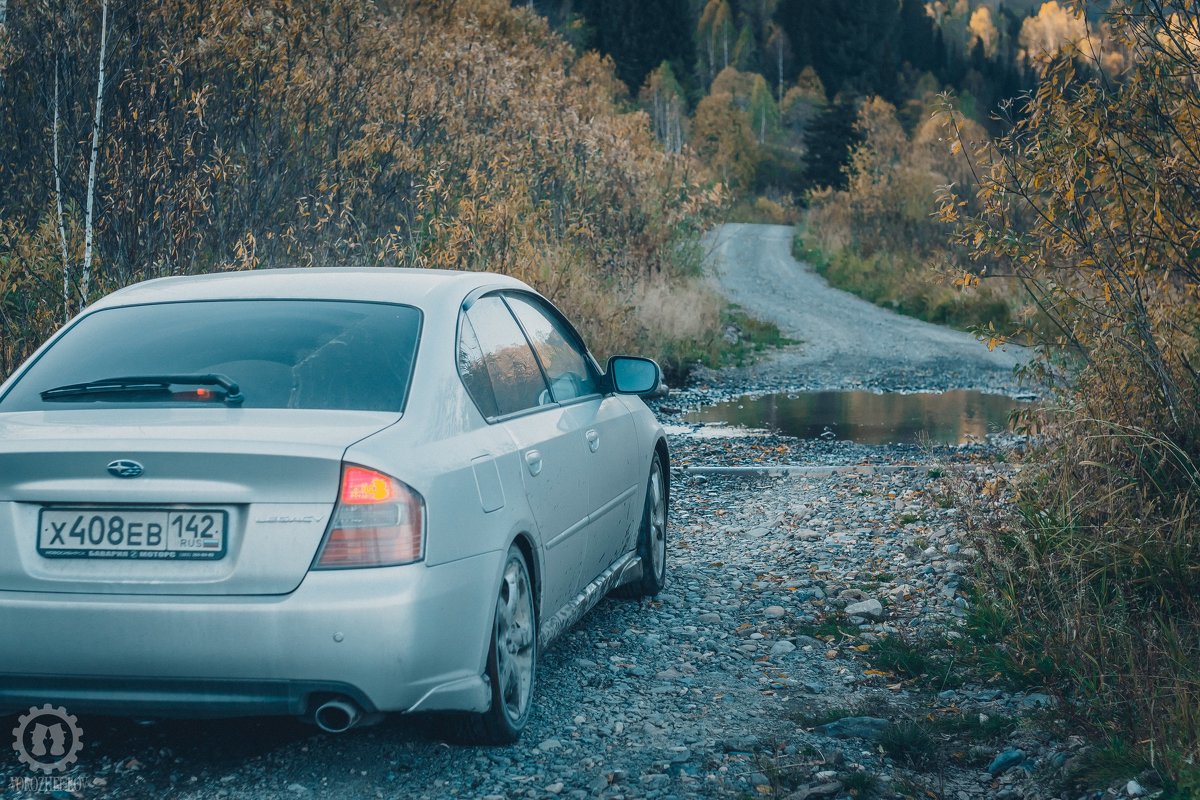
top-left (524, 450), bottom-right (543, 476)
top-left (585, 429), bottom-right (600, 453)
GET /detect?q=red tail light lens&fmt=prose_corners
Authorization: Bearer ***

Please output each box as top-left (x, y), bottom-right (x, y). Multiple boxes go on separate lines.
top-left (314, 465), bottom-right (424, 569)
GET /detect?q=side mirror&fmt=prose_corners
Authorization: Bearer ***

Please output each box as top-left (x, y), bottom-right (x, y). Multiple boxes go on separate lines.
top-left (607, 356), bottom-right (668, 398)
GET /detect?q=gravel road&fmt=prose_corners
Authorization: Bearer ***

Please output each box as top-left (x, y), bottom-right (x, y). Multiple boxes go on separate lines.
top-left (3, 226), bottom-right (1078, 800)
top-left (701, 223), bottom-right (1026, 395)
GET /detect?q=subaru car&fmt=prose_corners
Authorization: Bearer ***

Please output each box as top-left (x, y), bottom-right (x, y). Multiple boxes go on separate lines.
top-left (0, 268), bottom-right (669, 744)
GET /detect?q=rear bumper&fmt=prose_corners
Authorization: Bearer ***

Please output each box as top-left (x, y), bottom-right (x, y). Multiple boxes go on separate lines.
top-left (0, 552), bottom-right (500, 718)
top-left (0, 675), bottom-right (371, 717)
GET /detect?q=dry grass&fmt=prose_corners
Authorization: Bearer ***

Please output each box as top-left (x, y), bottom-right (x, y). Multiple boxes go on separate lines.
top-left (632, 278), bottom-right (722, 352)
top-left (958, 382), bottom-right (1200, 793)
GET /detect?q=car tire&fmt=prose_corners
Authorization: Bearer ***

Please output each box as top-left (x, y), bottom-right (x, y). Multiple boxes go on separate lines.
top-left (452, 544), bottom-right (538, 745)
top-left (616, 452), bottom-right (667, 598)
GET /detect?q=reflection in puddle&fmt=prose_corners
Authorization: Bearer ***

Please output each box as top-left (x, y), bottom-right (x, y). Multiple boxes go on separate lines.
top-left (684, 390), bottom-right (1031, 445)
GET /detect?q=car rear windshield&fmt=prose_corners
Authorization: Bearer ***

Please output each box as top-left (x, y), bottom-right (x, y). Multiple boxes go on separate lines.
top-left (0, 299), bottom-right (422, 412)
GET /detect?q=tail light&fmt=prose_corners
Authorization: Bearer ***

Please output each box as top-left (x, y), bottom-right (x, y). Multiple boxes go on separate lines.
top-left (313, 465), bottom-right (425, 569)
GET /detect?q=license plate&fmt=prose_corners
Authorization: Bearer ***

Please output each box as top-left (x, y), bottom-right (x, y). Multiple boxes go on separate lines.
top-left (38, 508), bottom-right (229, 560)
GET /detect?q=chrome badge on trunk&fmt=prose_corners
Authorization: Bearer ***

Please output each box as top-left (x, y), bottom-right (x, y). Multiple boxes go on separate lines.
top-left (106, 460), bottom-right (144, 478)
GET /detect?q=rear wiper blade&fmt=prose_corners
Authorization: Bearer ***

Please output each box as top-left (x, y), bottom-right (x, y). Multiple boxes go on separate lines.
top-left (40, 374), bottom-right (245, 405)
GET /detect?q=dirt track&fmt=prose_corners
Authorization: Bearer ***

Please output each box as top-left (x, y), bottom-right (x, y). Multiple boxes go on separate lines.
top-left (704, 223), bottom-right (1026, 394)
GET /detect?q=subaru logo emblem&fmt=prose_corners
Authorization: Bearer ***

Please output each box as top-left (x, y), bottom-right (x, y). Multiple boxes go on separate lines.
top-left (106, 460), bottom-right (144, 479)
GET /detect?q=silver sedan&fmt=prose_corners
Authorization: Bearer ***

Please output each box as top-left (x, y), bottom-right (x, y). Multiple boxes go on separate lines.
top-left (0, 268), bottom-right (669, 744)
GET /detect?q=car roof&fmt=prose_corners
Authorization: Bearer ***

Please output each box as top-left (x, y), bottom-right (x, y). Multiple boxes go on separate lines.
top-left (86, 268), bottom-right (534, 312)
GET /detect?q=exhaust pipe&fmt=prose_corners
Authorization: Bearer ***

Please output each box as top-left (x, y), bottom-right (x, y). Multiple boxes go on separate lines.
top-left (313, 698), bottom-right (362, 733)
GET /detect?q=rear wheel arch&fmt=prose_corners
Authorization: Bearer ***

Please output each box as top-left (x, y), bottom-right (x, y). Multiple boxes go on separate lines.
top-left (509, 532), bottom-right (540, 625)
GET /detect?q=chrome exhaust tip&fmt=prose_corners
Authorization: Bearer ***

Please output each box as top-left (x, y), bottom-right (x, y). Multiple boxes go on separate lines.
top-left (313, 698), bottom-right (362, 733)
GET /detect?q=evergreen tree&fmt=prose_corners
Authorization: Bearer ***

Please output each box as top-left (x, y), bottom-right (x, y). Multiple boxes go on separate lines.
top-left (577, 0), bottom-right (695, 93)
top-left (898, 0), bottom-right (937, 72)
top-left (774, 0), bottom-right (899, 101)
top-left (733, 22), bottom-right (758, 73)
top-left (801, 97), bottom-right (861, 191)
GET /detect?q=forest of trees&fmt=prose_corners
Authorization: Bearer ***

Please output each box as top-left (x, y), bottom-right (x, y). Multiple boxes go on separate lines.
top-left (537, 0), bottom-right (1048, 200)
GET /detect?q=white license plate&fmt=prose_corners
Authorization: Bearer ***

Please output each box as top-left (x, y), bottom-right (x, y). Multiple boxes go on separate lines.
top-left (38, 508), bottom-right (228, 560)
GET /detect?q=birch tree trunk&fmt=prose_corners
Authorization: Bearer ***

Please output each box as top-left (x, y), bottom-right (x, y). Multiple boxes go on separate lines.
top-left (80, 0), bottom-right (109, 310)
top-left (53, 61), bottom-right (71, 321)
top-left (777, 36), bottom-right (784, 102)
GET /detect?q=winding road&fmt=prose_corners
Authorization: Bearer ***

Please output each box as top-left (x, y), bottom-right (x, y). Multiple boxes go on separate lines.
top-left (706, 224), bottom-right (1025, 393)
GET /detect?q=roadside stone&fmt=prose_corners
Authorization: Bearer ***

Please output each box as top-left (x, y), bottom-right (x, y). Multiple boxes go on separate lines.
top-left (764, 605), bottom-right (786, 618)
top-left (770, 640), bottom-right (796, 657)
top-left (721, 736), bottom-right (758, 752)
top-left (987, 749), bottom-right (1026, 775)
top-left (843, 599), bottom-right (884, 620)
top-left (786, 781), bottom-right (844, 799)
top-left (1020, 693), bottom-right (1055, 709)
top-left (814, 716), bottom-right (890, 741)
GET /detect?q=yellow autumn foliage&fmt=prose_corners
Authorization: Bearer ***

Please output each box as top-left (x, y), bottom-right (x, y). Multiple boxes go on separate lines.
top-left (0, 0), bottom-right (721, 377)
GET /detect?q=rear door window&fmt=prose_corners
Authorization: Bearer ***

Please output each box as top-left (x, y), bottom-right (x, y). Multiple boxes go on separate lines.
top-left (459, 296), bottom-right (550, 419)
top-left (0, 300), bottom-right (422, 412)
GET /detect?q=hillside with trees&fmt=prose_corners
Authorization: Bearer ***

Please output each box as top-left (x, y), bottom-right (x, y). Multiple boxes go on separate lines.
top-left (0, 0), bottom-right (724, 379)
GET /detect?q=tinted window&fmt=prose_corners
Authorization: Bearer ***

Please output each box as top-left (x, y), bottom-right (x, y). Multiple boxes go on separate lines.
top-left (504, 294), bottom-right (599, 403)
top-left (462, 297), bottom-right (549, 418)
top-left (457, 315), bottom-right (500, 419)
top-left (0, 300), bottom-right (421, 412)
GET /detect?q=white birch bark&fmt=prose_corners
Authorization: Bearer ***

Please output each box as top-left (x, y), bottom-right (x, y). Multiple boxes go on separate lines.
top-left (80, 0), bottom-right (109, 309)
top-left (53, 61), bottom-right (71, 321)
top-left (777, 36), bottom-right (784, 102)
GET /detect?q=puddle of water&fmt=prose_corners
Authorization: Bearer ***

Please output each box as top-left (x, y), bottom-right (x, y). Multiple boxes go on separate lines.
top-left (683, 390), bottom-right (1030, 445)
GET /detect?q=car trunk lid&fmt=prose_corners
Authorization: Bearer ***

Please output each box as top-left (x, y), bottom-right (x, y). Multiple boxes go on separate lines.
top-left (0, 409), bottom-right (397, 595)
